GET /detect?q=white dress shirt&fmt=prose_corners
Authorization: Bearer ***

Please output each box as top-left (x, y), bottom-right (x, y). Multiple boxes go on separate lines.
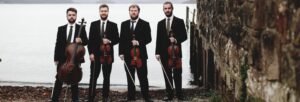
top-left (130, 18), bottom-right (139, 31)
top-left (66, 23), bottom-right (76, 42)
top-left (100, 19), bottom-right (107, 33)
top-left (166, 15), bottom-right (174, 30)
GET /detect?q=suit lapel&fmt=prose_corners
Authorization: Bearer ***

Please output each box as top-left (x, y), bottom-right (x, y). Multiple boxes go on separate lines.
top-left (171, 17), bottom-right (176, 32)
top-left (162, 19), bottom-right (168, 36)
top-left (105, 20), bottom-right (110, 34)
top-left (62, 25), bottom-right (68, 42)
top-left (135, 20), bottom-right (140, 32)
top-left (127, 20), bottom-right (132, 33)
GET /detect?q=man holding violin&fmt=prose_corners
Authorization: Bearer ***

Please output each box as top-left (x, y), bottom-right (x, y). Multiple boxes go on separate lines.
top-left (119, 4), bottom-right (153, 102)
top-left (87, 4), bottom-right (119, 102)
top-left (155, 1), bottom-right (187, 101)
top-left (52, 7), bottom-right (88, 102)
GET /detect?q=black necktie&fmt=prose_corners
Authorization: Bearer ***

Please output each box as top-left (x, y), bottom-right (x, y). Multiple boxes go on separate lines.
top-left (67, 26), bottom-right (73, 43)
top-left (166, 18), bottom-right (170, 33)
top-left (130, 20), bottom-right (136, 33)
top-left (101, 22), bottom-right (105, 36)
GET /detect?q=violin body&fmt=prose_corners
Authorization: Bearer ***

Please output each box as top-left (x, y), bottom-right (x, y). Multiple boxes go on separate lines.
top-left (130, 47), bottom-right (142, 68)
top-left (100, 35), bottom-right (112, 64)
top-left (167, 31), bottom-right (182, 69)
top-left (58, 43), bottom-right (84, 84)
top-left (167, 44), bottom-right (181, 69)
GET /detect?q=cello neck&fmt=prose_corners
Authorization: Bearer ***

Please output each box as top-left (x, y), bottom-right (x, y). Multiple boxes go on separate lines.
top-left (77, 18), bottom-right (86, 38)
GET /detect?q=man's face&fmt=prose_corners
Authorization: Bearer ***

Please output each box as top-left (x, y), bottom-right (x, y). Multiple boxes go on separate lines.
top-left (163, 4), bottom-right (173, 17)
top-left (67, 11), bottom-right (77, 24)
top-left (99, 7), bottom-right (109, 20)
top-left (129, 7), bottom-right (139, 20)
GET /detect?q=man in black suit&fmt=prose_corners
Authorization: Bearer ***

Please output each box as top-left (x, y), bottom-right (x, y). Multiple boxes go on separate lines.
top-left (52, 7), bottom-right (88, 102)
top-left (119, 4), bottom-right (153, 102)
top-left (86, 4), bottom-right (119, 102)
top-left (155, 1), bottom-right (187, 101)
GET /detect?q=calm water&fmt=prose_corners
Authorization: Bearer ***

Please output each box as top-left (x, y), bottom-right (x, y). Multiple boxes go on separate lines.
top-left (0, 4), bottom-right (196, 88)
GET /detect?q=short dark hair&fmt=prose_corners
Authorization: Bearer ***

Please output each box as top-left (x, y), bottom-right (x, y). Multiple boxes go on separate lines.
top-left (99, 4), bottom-right (109, 11)
top-left (66, 7), bottom-right (77, 14)
top-left (129, 4), bottom-right (140, 12)
top-left (163, 1), bottom-right (173, 9)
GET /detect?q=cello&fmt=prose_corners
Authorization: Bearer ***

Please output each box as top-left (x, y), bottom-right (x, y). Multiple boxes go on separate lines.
top-left (57, 18), bottom-right (86, 84)
top-left (130, 34), bottom-right (142, 68)
top-left (167, 30), bottom-right (181, 69)
top-left (100, 32), bottom-right (112, 64)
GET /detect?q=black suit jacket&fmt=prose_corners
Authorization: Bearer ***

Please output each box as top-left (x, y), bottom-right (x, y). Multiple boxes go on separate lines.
top-left (155, 16), bottom-right (187, 60)
top-left (119, 19), bottom-right (152, 60)
top-left (54, 24), bottom-right (88, 63)
top-left (88, 20), bottom-right (119, 62)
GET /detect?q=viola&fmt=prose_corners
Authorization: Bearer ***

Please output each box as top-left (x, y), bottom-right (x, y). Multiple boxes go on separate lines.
top-left (167, 31), bottom-right (181, 69)
top-left (57, 18), bottom-right (85, 84)
top-left (130, 34), bottom-right (142, 68)
top-left (100, 33), bottom-right (112, 64)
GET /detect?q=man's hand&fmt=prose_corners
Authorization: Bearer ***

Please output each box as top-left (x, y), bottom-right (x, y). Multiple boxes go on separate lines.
top-left (90, 54), bottom-right (95, 61)
top-left (55, 61), bottom-right (59, 66)
top-left (155, 55), bottom-right (160, 61)
top-left (75, 38), bottom-right (82, 43)
top-left (131, 40), bottom-right (139, 46)
top-left (119, 54), bottom-right (124, 60)
top-left (103, 38), bottom-right (111, 44)
top-left (169, 37), bottom-right (177, 43)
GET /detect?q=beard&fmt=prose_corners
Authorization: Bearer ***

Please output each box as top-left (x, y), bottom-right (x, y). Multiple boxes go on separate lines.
top-left (130, 15), bottom-right (138, 20)
top-left (101, 15), bottom-right (108, 20)
top-left (68, 18), bottom-right (76, 24)
top-left (165, 11), bottom-right (173, 17)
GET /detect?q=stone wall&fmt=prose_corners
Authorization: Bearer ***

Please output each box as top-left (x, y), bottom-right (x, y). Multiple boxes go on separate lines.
top-left (191, 0), bottom-right (300, 101)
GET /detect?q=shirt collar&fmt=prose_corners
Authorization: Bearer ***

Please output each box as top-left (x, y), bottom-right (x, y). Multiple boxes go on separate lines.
top-left (68, 23), bottom-right (75, 27)
top-left (100, 19), bottom-right (108, 24)
top-left (166, 15), bottom-right (174, 21)
top-left (131, 17), bottom-right (139, 23)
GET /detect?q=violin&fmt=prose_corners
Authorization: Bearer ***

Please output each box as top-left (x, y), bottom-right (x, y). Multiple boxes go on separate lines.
top-left (57, 18), bottom-right (86, 84)
top-left (100, 33), bottom-right (112, 64)
top-left (130, 34), bottom-right (142, 68)
top-left (167, 31), bottom-right (181, 69)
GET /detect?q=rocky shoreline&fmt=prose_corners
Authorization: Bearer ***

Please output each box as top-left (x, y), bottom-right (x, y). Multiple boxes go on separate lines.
top-left (0, 86), bottom-right (209, 102)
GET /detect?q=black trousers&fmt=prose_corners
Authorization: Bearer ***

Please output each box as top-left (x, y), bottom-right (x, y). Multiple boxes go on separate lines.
top-left (124, 59), bottom-right (150, 100)
top-left (52, 63), bottom-right (79, 101)
top-left (161, 58), bottom-right (182, 98)
top-left (87, 59), bottom-right (112, 101)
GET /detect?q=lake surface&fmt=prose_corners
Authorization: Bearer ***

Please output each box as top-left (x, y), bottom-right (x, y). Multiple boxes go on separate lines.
top-left (0, 4), bottom-right (196, 88)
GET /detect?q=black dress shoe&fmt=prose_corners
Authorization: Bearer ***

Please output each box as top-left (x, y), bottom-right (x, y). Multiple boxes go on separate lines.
top-left (126, 97), bottom-right (136, 101)
top-left (177, 96), bottom-right (184, 101)
top-left (49, 99), bottom-right (59, 102)
top-left (177, 94), bottom-right (185, 101)
top-left (103, 97), bottom-right (110, 102)
top-left (145, 98), bottom-right (153, 102)
top-left (163, 96), bottom-right (173, 101)
top-left (84, 99), bottom-right (93, 102)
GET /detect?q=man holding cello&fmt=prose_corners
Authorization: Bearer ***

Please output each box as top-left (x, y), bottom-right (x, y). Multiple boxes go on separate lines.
top-left (52, 7), bottom-right (88, 102)
top-left (155, 1), bottom-right (187, 101)
top-left (119, 4), bottom-right (153, 102)
top-left (87, 4), bottom-right (119, 102)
